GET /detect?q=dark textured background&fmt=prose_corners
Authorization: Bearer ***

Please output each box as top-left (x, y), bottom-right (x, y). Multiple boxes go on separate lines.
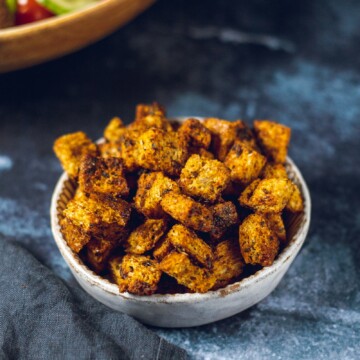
top-left (0, 0), bottom-right (359, 358)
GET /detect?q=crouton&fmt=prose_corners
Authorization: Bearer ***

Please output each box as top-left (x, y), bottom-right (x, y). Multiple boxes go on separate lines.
top-left (165, 224), bottom-right (214, 269)
top-left (224, 140), bottom-right (266, 185)
top-left (264, 213), bottom-right (287, 245)
top-left (161, 192), bottom-right (213, 232)
top-left (133, 102), bottom-right (172, 132)
top-left (85, 237), bottom-right (116, 273)
top-left (53, 132), bottom-right (98, 178)
top-left (159, 252), bottom-right (216, 293)
top-left (153, 237), bottom-right (173, 262)
top-left (261, 162), bottom-right (288, 179)
top-left (135, 128), bottom-right (188, 176)
top-left (79, 155), bottom-right (129, 200)
top-left (110, 254), bottom-right (162, 295)
top-left (134, 172), bottom-right (180, 218)
top-left (63, 192), bottom-right (131, 241)
top-left (125, 219), bottom-right (168, 254)
top-left (104, 117), bottom-right (127, 142)
top-left (239, 214), bottom-right (279, 266)
top-left (203, 118), bottom-right (256, 160)
top-left (239, 178), bottom-right (293, 213)
top-left (178, 118), bottom-right (211, 149)
top-left (212, 240), bottom-right (244, 289)
top-left (210, 201), bottom-right (239, 240)
top-left (98, 142), bottom-right (122, 159)
top-left (286, 182), bottom-right (304, 212)
top-left (238, 179), bottom-right (261, 206)
top-left (135, 102), bottom-right (166, 121)
top-left (118, 129), bottom-right (142, 172)
top-left (100, 130), bottom-right (141, 171)
top-left (254, 120), bottom-right (291, 163)
top-left (179, 154), bottom-right (230, 203)
top-left (60, 216), bottom-right (91, 253)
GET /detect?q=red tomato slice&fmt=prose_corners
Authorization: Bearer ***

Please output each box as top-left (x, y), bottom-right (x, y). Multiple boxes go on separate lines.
top-left (15, 0), bottom-right (54, 25)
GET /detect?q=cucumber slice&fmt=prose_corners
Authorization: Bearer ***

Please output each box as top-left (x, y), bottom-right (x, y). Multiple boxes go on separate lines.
top-left (6, 0), bottom-right (16, 14)
top-left (37, 0), bottom-right (99, 15)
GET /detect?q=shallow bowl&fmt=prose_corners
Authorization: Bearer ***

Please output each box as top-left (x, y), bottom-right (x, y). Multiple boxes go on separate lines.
top-left (0, 0), bottom-right (154, 73)
top-left (50, 117), bottom-right (311, 328)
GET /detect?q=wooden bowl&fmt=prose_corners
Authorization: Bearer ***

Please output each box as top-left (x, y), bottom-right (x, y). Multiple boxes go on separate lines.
top-left (50, 117), bottom-right (311, 328)
top-left (0, 0), bottom-right (155, 73)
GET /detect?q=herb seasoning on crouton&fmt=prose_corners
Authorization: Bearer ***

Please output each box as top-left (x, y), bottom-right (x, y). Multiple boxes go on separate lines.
top-left (179, 154), bottom-right (230, 203)
top-left (239, 214), bottom-right (280, 266)
top-left (161, 191), bottom-right (214, 232)
top-left (54, 103), bottom-right (304, 295)
top-left (110, 255), bottom-right (162, 295)
top-left (54, 132), bottom-right (98, 178)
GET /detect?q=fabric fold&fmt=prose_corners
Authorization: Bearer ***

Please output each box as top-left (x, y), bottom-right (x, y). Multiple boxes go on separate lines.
top-left (0, 239), bottom-right (188, 360)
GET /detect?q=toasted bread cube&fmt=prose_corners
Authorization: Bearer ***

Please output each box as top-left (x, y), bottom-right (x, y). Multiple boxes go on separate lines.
top-left (238, 179), bottom-right (261, 205)
top-left (110, 254), bottom-right (161, 295)
top-left (224, 141), bottom-right (266, 185)
top-left (159, 252), bottom-right (216, 293)
top-left (212, 240), bottom-right (244, 289)
top-left (136, 128), bottom-right (188, 176)
top-left (134, 172), bottom-right (180, 219)
top-left (101, 129), bottom-right (141, 171)
top-left (161, 192), bottom-right (214, 232)
top-left (60, 217), bottom-right (91, 253)
top-left (203, 118), bottom-right (256, 160)
top-left (125, 219), bottom-right (168, 254)
top-left (239, 178), bottom-right (293, 213)
top-left (136, 102), bottom-right (166, 120)
top-left (104, 117), bottom-right (126, 142)
top-left (264, 213), bottom-right (286, 245)
top-left (118, 129), bottom-right (142, 172)
top-left (261, 162), bottom-right (288, 179)
top-left (133, 103), bottom-right (172, 132)
top-left (98, 142), bottom-right (122, 159)
top-left (85, 237), bottom-right (116, 273)
top-left (79, 155), bottom-right (129, 200)
top-left (239, 214), bottom-right (279, 266)
top-left (153, 237), bottom-right (174, 261)
top-left (286, 182), bottom-right (304, 212)
top-left (210, 201), bottom-right (239, 240)
top-left (63, 193), bottom-right (131, 241)
top-left (53, 132), bottom-right (98, 178)
top-left (179, 154), bottom-right (230, 203)
top-left (254, 120), bottom-right (291, 163)
top-left (178, 118), bottom-right (211, 149)
top-left (166, 224), bottom-right (214, 269)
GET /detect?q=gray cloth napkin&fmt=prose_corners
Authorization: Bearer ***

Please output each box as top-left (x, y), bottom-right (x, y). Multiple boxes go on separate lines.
top-left (0, 239), bottom-right (188, 360)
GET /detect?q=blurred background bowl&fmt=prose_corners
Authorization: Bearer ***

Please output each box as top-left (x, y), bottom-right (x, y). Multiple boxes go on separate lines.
top-left (0, 0), bottom-right (154, 73)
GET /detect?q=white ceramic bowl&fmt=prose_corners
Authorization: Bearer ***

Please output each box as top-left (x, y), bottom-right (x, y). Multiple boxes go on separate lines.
top-left (51, 117), bottom-right (311, 328)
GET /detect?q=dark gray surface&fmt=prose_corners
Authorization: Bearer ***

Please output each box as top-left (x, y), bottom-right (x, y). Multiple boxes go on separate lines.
top-left (0, 0), bottom-right (359, 359)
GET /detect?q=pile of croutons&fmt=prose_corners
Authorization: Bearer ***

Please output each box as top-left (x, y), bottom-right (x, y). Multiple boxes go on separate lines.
top-left (54, 103), bottom-right (303, 295)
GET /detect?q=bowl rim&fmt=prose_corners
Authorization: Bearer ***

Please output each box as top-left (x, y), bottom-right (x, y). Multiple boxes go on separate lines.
top-left (0, 0), bottom-right (151, 38)
top-left (51, 118), bottom-right (311, 304)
